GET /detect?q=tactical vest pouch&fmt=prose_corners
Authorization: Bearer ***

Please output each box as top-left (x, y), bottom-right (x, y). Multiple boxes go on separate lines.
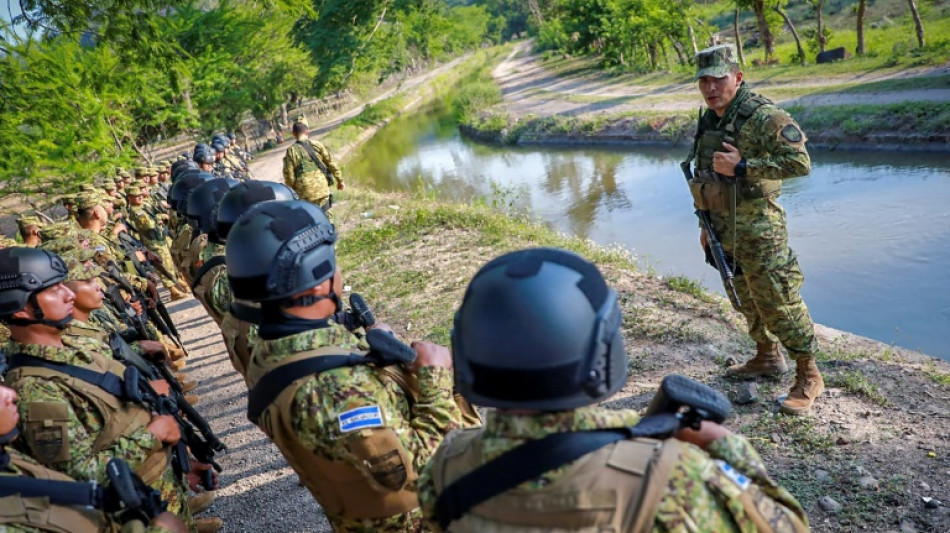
top-left (23, 402), bottom-right (71, 464)
top-left (0, 455), bottom-right (104, 533)
top-left (136, 448), bottom-right (171, 486)
top-left (688, 173), bottom-right (733, 213)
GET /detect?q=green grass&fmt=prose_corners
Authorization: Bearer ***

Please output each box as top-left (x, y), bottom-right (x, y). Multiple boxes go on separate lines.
top-left (667, 276), bottom-right (715, 303)
top-left (790, 101), bottom-right (950, 136)
top-left (825, 369), bottom-right (889, 405)
top-left (740, 412), bottom-right (837, 456)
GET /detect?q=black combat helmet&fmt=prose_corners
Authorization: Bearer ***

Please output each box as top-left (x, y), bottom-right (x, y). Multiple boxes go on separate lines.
top-left (186, 178), bottom-right (238, 239)
top-left (170, 159), bottom-right (198, 183)
top-left (452, 248), bottom-right (626, 411)
top-left (226, 200), bottom-right (336, 304)
top-left (193, 146), bottom-right (215, 165)
top-left (211, 140), bottom-right (227, 153)
top-left (169, 170), bottom-right (212, 213)
top-left (0, 247), bottom-right (70, 328)
top-left (213, 181), bottom-right (298, 244)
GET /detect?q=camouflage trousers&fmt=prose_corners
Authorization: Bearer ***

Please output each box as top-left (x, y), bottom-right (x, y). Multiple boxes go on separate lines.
top-left (710, 196), bottom-right (818, 360)
top-left (145, 237), bottom-right (185, 289)
top-left (155, 465), bottom-right (195, 530)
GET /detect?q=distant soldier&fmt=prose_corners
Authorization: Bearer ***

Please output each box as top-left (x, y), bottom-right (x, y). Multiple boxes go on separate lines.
top-left (281, 121), bottom-right (344, 210)
top-left (418, 248), bottom-right (810, 532)
top-left (683, 44), bottom-right (822, 415)
top-left (126, 184), bottom-right (189, 300)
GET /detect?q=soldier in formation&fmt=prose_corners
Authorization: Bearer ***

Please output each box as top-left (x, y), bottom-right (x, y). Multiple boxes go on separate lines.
top-left (683, 44), bottom-right (823, 415)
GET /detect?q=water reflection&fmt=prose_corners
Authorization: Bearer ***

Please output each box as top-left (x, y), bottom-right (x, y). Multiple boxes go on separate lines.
top-left (349, 102), bottom-right (950, 360)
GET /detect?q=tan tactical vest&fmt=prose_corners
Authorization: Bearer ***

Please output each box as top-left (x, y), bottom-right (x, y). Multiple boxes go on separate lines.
top-left (220, 313), bottom-right (253, 381)
top-left (0, 453), bottom-right (105, 533)
top-left (170, 225), bottom-right (193, 275)
top-left (182, 233), bottom-right (208, 284)
top-left (688, 94), bottom-right (783, 213)
top-left (6, 355), bottom-right (166, 485)
top-left (245, 346), bottom-right (420, 519)
top-left (193, 263), bottom-right (226, 326)
top-left (429, 429), bottom-right (681, 533)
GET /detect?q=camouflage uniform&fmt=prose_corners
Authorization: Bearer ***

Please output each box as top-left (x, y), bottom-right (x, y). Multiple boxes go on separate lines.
top-left (4, 341), bottom-right (192, 525)
top-left (192, 242), bottom-right (229, 325)
top-left (126, 187), bottom-right (184, 293)
top-left (0, 448), bottom-right (175, 533)
top-left (418, 406), bottom-right (809, 532)
top-left (248, 323), bottom-right (462, 532)
top-left (281, 138), bottom-right (343, 207)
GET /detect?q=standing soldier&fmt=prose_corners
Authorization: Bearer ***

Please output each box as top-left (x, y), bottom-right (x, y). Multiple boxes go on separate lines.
top-left (226, 201), bottom-right (463, 531)
top-left (15, 213), bottom-right (44, 248)
top-left (418, 248), bottom-right (810, 532)
top-left (281, 120), bottom-right (344, 211)
top-left (683, 44), bottom-right (823, 415)
top-left (126, 184), bottom-right (190, 300)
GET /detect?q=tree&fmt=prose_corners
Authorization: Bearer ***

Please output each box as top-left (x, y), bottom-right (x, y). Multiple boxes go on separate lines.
top-left (773, 4), bottom-right (806, 65)
top-left (906, 0), bottom-right (925, 48)
top-left (855, 0), bottom-right (867, 55)
top-left (736, 0), bottom-right (776, 61)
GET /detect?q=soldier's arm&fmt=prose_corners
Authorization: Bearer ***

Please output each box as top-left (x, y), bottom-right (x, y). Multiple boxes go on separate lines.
top-left (654, 435), bottom-right (809, 532)
top-left (206, 268), bottom-right (231, 319)
top-left (314, 141), bottom-right (343, 183)
top-left (405, 365), bottom-right (462, 473)
top-left (282, 150), bottom-right (296, 187)
top-left (417, 451), bottom-right (447, 532)
top-left (743, 108), bottom-right (811, 181)
top-left (16, 377), bottom-right (160, 483)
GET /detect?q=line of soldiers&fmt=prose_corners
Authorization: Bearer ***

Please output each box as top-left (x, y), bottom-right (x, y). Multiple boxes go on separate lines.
top-left (0, 148), bottom-right (235, 531)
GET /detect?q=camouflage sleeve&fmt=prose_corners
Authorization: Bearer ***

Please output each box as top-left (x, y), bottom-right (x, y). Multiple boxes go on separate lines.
top-left (15, 377), bottom-right (160, 483)
top-left (207, 268), bottom-right (231, 318)
top-left (417, 449), bottom-right (446, 532)
top-left (406, 366), bottom-right (462, 474)
top-left (282, 148), bottom-right (296, 188)
top-left (653, 436), bottom-right (809, 532)
top-left (743, 106), bottom-right (811, 182)
top-left (314, 141), bottom-right (342, 183)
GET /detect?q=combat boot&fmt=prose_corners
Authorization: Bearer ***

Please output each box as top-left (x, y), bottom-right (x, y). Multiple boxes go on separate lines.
top-left (180, 379), bottom-right (198, 393)
top-left (185, 394), bottom-right (200, 406)
top-left (170, 358), bottom-right (186, 371)
top-left (168, 285), bottom-right (189, 301)
top-left (726, 342), bottom-right (788, 378)
top-left (188, 491), bottom-right (216, 514)
top-left (780, 357), bottom-right (824, 415)
top-left (195, 517), bottom-right (223, 533)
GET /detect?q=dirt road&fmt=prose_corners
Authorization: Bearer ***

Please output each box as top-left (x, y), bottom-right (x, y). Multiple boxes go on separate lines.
top-left (494, 41), bottom-right (950, 117)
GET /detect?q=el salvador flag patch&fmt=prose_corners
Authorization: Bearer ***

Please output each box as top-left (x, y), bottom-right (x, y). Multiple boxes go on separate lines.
top-left (716, 460), bottom-right (751, 491)
top-left (338, 405), bottom-right (384, 433)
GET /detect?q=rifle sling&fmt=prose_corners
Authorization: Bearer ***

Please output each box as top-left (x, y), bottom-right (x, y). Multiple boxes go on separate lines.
top-left (296, 140), bottom-right (334, 187)
top-left (191, 255), bottom-right (226, 291)
top-left (433, 414), bottom-right (681, 530)
top-left (247, 353), bottom-right (376, 424)
top-left (8, 354), bottom-right (130, 401)
top-left (0, 477), bottom-right (102, 508)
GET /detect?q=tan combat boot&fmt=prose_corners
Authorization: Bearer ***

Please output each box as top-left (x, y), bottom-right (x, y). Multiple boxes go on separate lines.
top-left (187, 491), bottom-right (216, 514)
top-left (168, 284), bottom-right (189, 301)
top-left (780, 358), bottom-right (825, 415)
top-left (180, 379), bottom-right (198, 393)
top-left (185, 394), bottom-right (200, 406)
top-left (170, 358), bottom-right (187, 371)
top-left (195, 517), bottom-right (223, 533)
top-left (727, 342), bottom-right (788, 378)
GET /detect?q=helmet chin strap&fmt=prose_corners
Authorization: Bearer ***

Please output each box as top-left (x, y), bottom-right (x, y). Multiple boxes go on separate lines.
top-left (282, 277), bottom-right (341, 312)
top-left (4, 293), bottom-right (73, 330)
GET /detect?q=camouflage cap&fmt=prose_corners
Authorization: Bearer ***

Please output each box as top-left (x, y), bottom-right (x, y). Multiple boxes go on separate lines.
top-left (126, 185), bottom-right (145, 197)
top-left (294, 114), bottom-right (309, 128)
top-left (75, 191), bottom-right (104, 211)
top-left (146, 166), bottom-right (158, 176)
top-left (0, 236), bottom-right (18, 249)
top-left (134, 166), bottom-right (148, 177)
top-left (38, 221), bottom-right (75, 242)
top-left (102, 181), bottom-right (117, 192)
top-left (80, 183), bottom-right (97, 192)
top-left (119, 169), bottom-right (132, 179)
top-left (113, 196), bottom-right (127, 208)
top-left (695, 44), bottom-right (739, 79)
top-left (16, 213), bottom-right (44, 231)
top-left (63, 254), bottom-right (104, 283)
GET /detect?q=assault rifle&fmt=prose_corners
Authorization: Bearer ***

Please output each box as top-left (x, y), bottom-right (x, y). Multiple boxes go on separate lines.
top-left (127, 366), bottom-right (225, 490)
top-left (0, 458), bottom-right (166, 526)
top-left (332, 293), bottom-right (375, 331)
top-left (640, 374), bottom-right (732, 438)
top-left (108, 249), bottom-right (182, 343)
top-left (680, 161), bottom-right (742, 309)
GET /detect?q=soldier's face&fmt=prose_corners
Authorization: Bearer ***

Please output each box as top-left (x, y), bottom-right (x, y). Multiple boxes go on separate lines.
top-left (66, 277), bottom-right (103, 312)
top-left (30, 283), bottom-right (75, 323)
top-left (698, 71), bottom-right (743, 116)
top-left (129, 194), bottom-right (143, 206)
top-left (0, 385), bottom-right (18, 436)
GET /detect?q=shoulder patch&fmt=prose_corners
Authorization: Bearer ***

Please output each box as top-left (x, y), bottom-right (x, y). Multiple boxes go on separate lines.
top-left (338, 405), bottom-right (384, 433)
top-left (780, 124), bottom-right (803, 143)
top-left (716, 460), bottom-right (751, 491)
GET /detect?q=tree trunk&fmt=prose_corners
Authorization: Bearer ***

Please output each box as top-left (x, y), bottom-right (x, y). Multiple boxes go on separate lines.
top-left (774, 5), bottom-right (806, 64)
top-left (856, 0), bottom-right (867, 54)
top-left (752, 0), bottom-right (775, 60)
top-left (734, 8), bottom-right (746, 66)
top-left (816, 0), bottom-right (827, 53)
top-left (688, 22), bottom-right (698, 54)
top-left (907, 0), bottom-right (925, 48)
top-left (527, 0), bottom-right (544, 27)
top-left (672, 40), bottom-right (687, 66)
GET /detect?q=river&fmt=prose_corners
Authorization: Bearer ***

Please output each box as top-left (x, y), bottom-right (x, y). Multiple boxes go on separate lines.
top-left (348, 101), bottom-right (950, 361)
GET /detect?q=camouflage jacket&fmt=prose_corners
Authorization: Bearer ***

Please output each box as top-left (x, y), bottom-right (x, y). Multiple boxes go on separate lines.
top-left (418, 406), bottom-right (809, 532)
top-left (196, 242), bottom-right (229, 322)
top-left (0, 449), bottom-right (174, 533)
top-left (281, 138), bottom-right (342, 204)
top-left (4, 341), bottom-right (160, 484)
top-left (250, 322), bottom-right (462, 532)
top-left (127, 207), bottom-right (165, 245)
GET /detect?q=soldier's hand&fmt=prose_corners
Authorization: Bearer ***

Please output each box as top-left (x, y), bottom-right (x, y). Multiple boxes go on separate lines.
top-left (699, 228), bottom-right (709, 251)
top-left (130, 299), bottom-right (144, 315)
top-left (337, 181), bottom-right (345, 191)
top-left (149, 379), bottom-right (171, 396)
top-left (368, 322), bottom-right (394, 335)
top-left (713, 142), bottom-right (742, 177)
top-left (137, 340), bottom-right (168, 362)
top-left (408, 341), bottom-right (453, 371)
top-left (187, 460), bottom-right (218, 491)
top-left (145, 250), bottom-right (163, 265)
top-left (675, 420), bottom-right (731, 450)
top-left (151, 512), bottom-right (189, 533)
top-left (147, 414), bottom-right (181, 445)
top-left (146, 279), bottom-right (160, 302)
top-left (135, 250), bottom-right (147, 263)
